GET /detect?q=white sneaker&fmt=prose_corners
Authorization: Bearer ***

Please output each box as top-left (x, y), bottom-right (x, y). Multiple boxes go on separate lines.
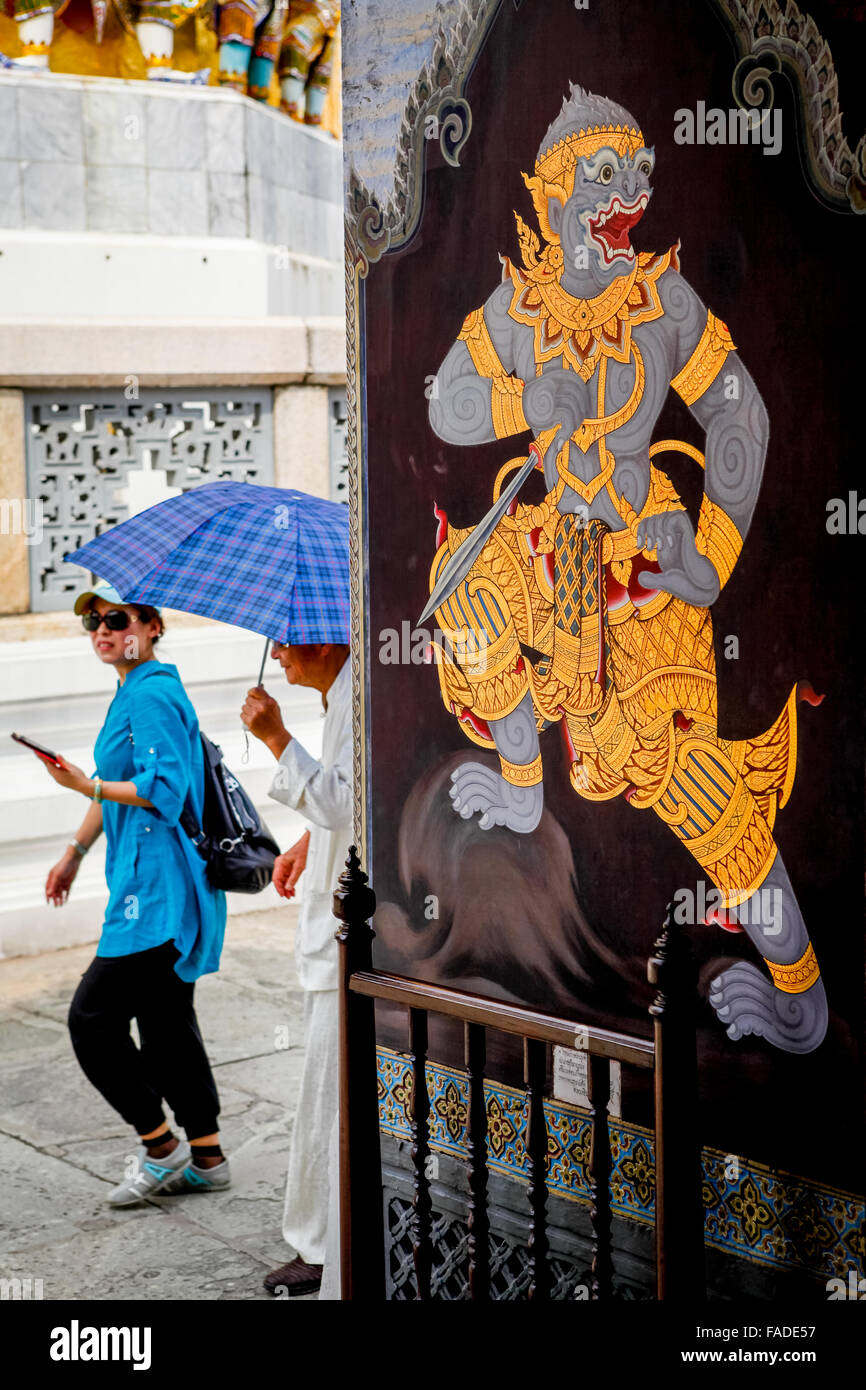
top-left (161, 1157), bottom-right (232, 1194)
top-left (107, 1141), bottom-right (192, 1208)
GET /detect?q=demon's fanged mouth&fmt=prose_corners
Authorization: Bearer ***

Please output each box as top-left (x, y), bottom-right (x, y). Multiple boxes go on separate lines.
top-left (587, 193), bottom-right (648, 263)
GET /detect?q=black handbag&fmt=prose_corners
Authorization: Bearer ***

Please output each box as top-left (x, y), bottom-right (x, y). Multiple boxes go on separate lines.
top-left (180, 733), bottom-right (280, 894)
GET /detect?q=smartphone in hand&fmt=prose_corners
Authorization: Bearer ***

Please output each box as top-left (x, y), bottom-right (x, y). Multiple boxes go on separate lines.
top-left (11, 732), bottom-right (63, 767)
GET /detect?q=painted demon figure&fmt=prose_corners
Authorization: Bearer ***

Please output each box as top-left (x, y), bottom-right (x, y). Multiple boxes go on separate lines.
top-left (426, 83), bottom-right (826, 1055)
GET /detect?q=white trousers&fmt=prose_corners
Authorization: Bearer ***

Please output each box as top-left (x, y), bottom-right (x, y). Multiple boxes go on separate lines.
top-left (317, 1109), bottom-right (341, 1300)
top-left (282, 987), bottom-right (339, 1267)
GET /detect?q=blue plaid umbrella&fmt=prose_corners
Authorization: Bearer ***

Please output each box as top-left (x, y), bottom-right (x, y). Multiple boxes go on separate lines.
top-left (66, 481), bottom-right (349, 644)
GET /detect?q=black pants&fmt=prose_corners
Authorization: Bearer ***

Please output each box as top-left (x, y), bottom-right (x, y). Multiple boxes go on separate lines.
top-left (68, 940), bottom-right (220, 1139)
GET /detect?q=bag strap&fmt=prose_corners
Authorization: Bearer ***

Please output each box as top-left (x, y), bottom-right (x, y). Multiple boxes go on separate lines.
top-left (180, 800), bottom-right (205, 846)
top-left (178, 732), bottom-right (208, 847)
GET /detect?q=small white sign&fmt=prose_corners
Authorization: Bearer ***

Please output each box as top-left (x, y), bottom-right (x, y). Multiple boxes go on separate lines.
top-left (553, 1045), bottom-right (589, 1108)
top-left (607, 1061), bottom-right (622, 1119)
top-left (552, 1049), bottom-right (623, 1116)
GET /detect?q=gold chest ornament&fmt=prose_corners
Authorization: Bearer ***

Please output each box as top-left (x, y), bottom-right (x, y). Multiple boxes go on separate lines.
top-left (505, 244), bottom-right (679, 505)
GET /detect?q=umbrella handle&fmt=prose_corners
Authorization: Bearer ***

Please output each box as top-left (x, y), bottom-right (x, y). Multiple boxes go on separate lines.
top-left (256, 636), bottom-right (270, 687)
top-left (242, 636), bottom-right (272, 765)
top-left (240, 636), bottom-right (271, 767)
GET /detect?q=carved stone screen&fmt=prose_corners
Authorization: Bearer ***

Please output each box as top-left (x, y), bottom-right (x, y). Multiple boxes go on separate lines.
top-left (24, 389), bottom-right (274, 611)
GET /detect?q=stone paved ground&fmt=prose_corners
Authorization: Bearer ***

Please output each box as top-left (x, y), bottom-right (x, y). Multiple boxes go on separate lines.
top-left (0, 907), bottom-right (318, 1301)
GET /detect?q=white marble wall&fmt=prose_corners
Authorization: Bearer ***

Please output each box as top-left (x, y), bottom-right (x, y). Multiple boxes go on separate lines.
top-left (0, 73), bottom-right (342, 257)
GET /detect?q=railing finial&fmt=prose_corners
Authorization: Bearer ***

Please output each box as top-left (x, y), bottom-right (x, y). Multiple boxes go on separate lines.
top-left (333, 844), bottom-right (376, 949)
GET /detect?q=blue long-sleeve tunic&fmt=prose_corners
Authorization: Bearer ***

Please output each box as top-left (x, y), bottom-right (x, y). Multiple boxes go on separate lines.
top-left (92, 660), bottom-right (226, 981)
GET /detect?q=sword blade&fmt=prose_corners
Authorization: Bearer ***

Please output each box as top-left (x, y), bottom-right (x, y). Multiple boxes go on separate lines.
top-left (418, 450), bottom-right (539, 627)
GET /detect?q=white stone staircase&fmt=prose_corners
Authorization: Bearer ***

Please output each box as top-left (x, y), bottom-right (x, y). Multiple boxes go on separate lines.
top-left (0, 622), bottom-right (327, 958)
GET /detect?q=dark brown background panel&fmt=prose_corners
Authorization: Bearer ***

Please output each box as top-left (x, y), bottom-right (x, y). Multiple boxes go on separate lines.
top-left (361, 0), bottom-right (864, 1189)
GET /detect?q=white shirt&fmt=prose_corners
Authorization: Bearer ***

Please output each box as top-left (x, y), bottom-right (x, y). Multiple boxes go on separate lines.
top-left (267, 657), bottom-right (353, 991)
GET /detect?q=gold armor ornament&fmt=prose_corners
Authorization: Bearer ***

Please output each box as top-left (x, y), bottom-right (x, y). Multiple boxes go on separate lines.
top-left (1, 0), bottom-right (216, 77)
top-left (278, 0), bottom-right (339, 122)
top-left (430, 123), bottom-right (813, 970)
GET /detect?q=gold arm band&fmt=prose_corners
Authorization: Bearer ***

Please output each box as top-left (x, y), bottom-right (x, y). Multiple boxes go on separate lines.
top-left (457, 307), bottom-right (528, 438)
top-left (765, 943), bottom-right (820, 995)
top-left (670, 310), bottom-right (736, 406)
top-left (696, 497), bottom-right (743, 589)
top-left (500, 753), bottom-right (543, 787)
top-left (491, 376), bottom-right (529, 437)
top-left (459, 306), bottom-right (506, 378)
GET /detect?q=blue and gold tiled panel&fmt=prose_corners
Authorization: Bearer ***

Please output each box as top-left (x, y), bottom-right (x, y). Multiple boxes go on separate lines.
top-left (376, 1046), bottom-right (865, 1285)
top-left (378, 1047), bottom-right (590, 1194)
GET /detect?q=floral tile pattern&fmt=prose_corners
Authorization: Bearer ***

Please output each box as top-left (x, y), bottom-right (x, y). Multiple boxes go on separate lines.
top-left (376, 1046), bottom-right (865, 1283)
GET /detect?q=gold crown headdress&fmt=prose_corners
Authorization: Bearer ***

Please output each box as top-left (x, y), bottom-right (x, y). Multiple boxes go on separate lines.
top-left (523, 123), bottom-right (645, 244)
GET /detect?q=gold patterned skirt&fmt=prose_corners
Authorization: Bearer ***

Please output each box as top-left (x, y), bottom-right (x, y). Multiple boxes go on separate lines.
top-left (430, 493), bottom-right (800, 911)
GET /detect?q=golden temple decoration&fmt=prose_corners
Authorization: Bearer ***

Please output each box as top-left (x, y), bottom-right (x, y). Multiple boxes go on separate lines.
top-left (0, 10), bottom-right (341, 127)
top-left (0, 8), bottom-right (216, 81)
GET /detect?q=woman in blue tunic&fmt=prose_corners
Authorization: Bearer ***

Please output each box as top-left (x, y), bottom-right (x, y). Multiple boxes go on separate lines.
top-left (42, 583), bottom-right (230, 1207)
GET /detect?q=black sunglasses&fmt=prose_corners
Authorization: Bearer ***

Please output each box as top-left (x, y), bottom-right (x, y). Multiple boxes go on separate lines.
top-left (82, 609), bottom-right (135, 632)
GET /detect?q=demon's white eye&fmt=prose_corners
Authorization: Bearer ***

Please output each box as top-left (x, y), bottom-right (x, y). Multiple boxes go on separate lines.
top-left (639, 160), bottom-right (652, 176)
top-left (598, 164), bottom-right (614, 184)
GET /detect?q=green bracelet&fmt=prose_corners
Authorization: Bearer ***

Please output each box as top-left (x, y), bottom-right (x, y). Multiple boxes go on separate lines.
top-left (91, 776), bottom-right (103, 803)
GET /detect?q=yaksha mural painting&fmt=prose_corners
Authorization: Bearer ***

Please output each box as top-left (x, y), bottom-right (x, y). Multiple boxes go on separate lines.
top-left (424, 83), bottom-right (825, 1056)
